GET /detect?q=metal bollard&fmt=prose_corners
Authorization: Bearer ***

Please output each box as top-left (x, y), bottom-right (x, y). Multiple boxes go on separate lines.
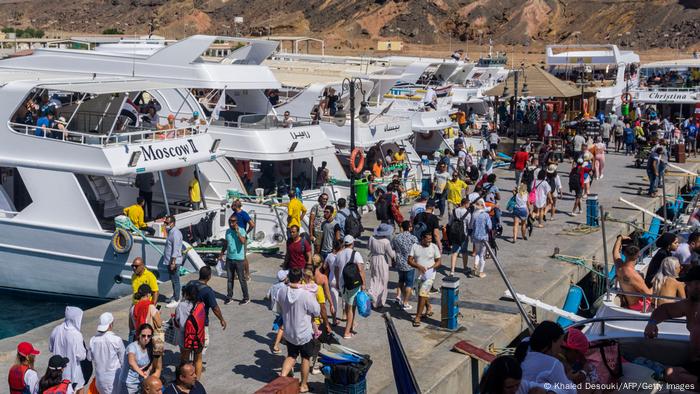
top-left (441, 276), bottom-right (460, 330)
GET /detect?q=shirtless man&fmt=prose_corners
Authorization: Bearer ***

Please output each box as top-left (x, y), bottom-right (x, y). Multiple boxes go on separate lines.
top-left (613, 235), bottom-right (653, 311)
top-left (645, 266), bottom-right (700, 388)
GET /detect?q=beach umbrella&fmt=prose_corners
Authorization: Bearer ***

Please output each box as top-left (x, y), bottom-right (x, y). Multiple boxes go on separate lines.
top-left (383, 313), bottom-right (421, 394)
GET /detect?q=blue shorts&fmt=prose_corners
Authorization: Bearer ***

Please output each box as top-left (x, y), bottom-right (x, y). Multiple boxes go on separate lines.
top-left (513, 207), bottom-right (528, 220)
top-left (398, 269), bottom-right (415, 288)
top-left (450, 240), bottom-right (469, 254)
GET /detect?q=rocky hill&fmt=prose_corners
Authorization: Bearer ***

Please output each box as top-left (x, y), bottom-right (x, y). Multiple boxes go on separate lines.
top-left (1, 0), bottom-right (699, 51)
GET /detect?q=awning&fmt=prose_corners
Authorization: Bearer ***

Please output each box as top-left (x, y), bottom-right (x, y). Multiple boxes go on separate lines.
top-left (485, 66), bottom-right (581, 98)
top-left (38, 79), bottom-right (184, 94)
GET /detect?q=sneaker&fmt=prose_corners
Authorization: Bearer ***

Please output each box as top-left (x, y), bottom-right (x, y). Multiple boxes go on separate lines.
top-left (224, 298), bottom-right (233, 305)
top-left (402, 303), bottom-right (413, 311)
top-left (429, 286), bottom-right (439, 294)
top-left (311, 367), bottom-right (322, 375)
top-left (447, 270), bottom-right (453, 277)
top-left (166, 300), bottom-right (179, 308)
top-left (240, 299), bottom-right (251, 305)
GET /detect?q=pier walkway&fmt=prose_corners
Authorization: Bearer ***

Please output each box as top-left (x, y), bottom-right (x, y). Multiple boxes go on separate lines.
top-left (1, 150), bottom-right (697, 393)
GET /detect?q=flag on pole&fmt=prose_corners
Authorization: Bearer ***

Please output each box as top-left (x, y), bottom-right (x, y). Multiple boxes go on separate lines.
top-left (212, 88), bottom-right (226, 121)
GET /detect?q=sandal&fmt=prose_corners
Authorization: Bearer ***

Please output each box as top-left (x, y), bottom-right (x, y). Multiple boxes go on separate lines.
top-left (271, 346), bottom-right (282, 355)
top-left (423, 311), bottom-right (434, 318)
top-left (412, 321), bottom-right (421, 327)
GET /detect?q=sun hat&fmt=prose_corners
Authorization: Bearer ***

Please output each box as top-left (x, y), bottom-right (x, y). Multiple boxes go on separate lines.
top-left (373, 223), bottom-right (394, 238)
top-left (56, 116), bottom-right (67, 124)
top-left (17, 342), bottom-right (40, 357)
top-left (546, 164), bottom-right (557, 174)
top-left (97, 312), bottom-right (114, 332)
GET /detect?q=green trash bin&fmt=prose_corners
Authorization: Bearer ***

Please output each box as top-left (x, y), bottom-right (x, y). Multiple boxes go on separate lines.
top-left (354, 178), bottom-right (369, 206)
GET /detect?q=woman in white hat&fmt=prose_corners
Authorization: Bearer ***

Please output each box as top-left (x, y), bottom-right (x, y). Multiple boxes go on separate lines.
top-left (545, 164), bottom-right (562, 221)
top-left (367, 223), bottom-right (396, 308)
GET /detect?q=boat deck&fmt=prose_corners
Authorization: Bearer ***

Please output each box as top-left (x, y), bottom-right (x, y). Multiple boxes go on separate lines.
top-left (0, 148), bottom-right (697, 393)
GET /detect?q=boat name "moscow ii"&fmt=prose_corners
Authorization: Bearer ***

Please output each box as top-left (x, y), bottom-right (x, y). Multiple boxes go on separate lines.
top-left (140, 139), bottom-right (200, 161)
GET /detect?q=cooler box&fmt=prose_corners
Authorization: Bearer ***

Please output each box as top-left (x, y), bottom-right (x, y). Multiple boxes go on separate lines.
top-left (354, 179), bottom-right (369, 206)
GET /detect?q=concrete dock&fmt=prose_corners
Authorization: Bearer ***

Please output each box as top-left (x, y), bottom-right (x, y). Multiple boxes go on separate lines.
top-left (1, 150), bottom-right (697, 393)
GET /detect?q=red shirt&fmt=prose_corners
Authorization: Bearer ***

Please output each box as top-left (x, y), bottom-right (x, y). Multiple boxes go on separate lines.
top-left (513, 151), bottom-right (529, 171)
top-left (287, 238), bottom-right (310, 269)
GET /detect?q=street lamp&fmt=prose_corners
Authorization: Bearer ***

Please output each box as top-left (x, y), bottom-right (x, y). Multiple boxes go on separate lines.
top-left (333, 77), bottom-right (370, 212)
top-left (503, 64), bottom-right (528, 156)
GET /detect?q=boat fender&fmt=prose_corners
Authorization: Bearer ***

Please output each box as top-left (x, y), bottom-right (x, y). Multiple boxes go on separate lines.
top-left (349, 148), bottom-right (365, 174)
top-left (112, 228), bottom-right (133, 254)
top-left (166, 168), bottom-right (184, 177)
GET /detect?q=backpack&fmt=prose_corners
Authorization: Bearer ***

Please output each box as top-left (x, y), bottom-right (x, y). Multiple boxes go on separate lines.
top-left (342, 251), bottom-right (362, 290)
top-left (568, 167), bottom-right (580, 190)
top-left (375, 195), bottom-right (390, 222)
top-left (184, 302), bottom-right (206, 351)
top-left (413, 213), bottom-right (429, 239)
top-left (340, 211), bottom-right (363, 238)
top-left (448, 209), bottom-right (469, 244)
top-left (43, 380), bottom-right (72, 394)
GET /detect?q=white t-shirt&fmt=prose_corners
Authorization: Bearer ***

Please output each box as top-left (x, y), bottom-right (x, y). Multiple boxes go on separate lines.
top-left (674, 243), bottom-right (692, 265)
top-left (334, 248), bottom-right (364, 290)
top-left (488, 132), bottom-right (500, 145)
top-left (457, 150), bottom-right (472, 166)
top-left (409, 243), bottom-right (441, 269)
top-left (544, 123), bottom-right (553, 137)
top-left (410, 202), bottom-right (427, 220)
top-left (23, 369), bottom-right (39, 394)
top-left (452, 207), bottom-right (471, 236)
top-left (533, 179), bottom-right (552, 209)
top-left (521, 351), bottom-right (575, 394)
top-left (423, 88), bottom-right (436, 104)
top-left (325, 252), bottom-right (338, 285)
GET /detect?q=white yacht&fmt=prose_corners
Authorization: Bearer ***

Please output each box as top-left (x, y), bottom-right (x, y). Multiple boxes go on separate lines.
top-left (0, 72), bottom-right (220, 299)
top-left (632, 59), bottom-right (700, 119)
top-left (450, 52), bottom-right (509, 112)
top-left (546, 44), bottom-right (640, 115)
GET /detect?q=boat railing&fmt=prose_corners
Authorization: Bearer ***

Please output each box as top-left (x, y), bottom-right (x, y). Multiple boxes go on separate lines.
top-left (218, 114), bottom-right (314, 130)
top-left (569, 316), bottom-right (687, 338)
top-left (0, 209), bottom-right (18, 219)
top-left (9, 121), bottom-right (201, 147)
top-left (606, 287), bottom-right (685, 313)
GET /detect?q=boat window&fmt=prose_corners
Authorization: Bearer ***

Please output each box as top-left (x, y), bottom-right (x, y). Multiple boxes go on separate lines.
top-left (8, 88), bottom-right (201, 146)
top-left (639, 65), bottom-right (700, 89)
top-left (0, 167), bottom-right (32, 214)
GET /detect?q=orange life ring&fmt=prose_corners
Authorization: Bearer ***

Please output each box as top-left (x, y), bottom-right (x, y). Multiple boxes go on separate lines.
top-left (349, 148), bottom-right (365, 174)
top-left (621, 93), bottom-right (632, 105)
top-left (166, 168), bottom-right (184, 177)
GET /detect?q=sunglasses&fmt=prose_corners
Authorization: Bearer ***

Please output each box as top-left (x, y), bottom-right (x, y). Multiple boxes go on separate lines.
top-left (131, 264), bottom-right (142, 269)
top-left (140, 334), bottom-right (152, 338)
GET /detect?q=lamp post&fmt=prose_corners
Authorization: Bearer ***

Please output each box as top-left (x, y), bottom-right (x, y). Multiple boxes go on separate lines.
top-left (334, 78), bottom-right (370, 213)
top-left (502, 65), bottom-right (529, 157)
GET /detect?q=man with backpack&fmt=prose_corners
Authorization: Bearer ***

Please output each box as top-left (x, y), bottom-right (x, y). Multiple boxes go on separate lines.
top-left (412, 200), bottom-right (442, 255)
top-left (336, 198), bottom-right (363, 239)
top-left (275, 268), bottom-right (320, 394)
top-left (333, 235), bottom-right (366, 339)
top-left (183, 267), bottom-right (226, 378)
top-left (448, 198), bottom-right (472, 277)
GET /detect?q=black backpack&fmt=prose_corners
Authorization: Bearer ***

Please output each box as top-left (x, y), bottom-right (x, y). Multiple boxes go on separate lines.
top-left (413, 212), bottom-right (429, 239)
top-left (340, 211), bottom-right (363, 238)
top-left (448, 209), bottom-right (469, 244)
top-left (375, 195), bottom-right (390, 222)
top-left (342, 251), bottom-right (362, 290)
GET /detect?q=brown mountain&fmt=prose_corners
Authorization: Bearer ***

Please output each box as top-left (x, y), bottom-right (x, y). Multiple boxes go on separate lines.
top-left (1, 0), bottom-right (699, 51)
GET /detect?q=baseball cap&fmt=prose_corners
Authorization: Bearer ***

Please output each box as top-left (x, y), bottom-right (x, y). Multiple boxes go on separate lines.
top-left (48, 355), bottom-right (69, 370)
top-left (679, 266), bottom-right (700, 282)
top-left (420, 191), bottom-right (429, 200)
top-left (17, 342), bottom-right (40, 357)
top-left (97, 312), bottom-right (114, 332)
top-left (468, 192), bottom-right (480, 203)
top-left (562, 328), bottom-right (589, 354)
top-left (343, 235), bottom-right (354, 245)
top-left (576, 158), bottom-right (583, 164)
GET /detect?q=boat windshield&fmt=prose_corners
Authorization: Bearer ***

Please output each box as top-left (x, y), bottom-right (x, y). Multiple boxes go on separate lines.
top-left (639, 65), bottom-right (700, 90)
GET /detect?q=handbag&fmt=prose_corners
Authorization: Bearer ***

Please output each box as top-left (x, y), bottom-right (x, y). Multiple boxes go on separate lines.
top-left (163, 317), bottom-right (178, 346)
top-left (506, 195), bottom-right (516, 212)
top-left (151, 318), bottom-right (165, 356)
top-left (585, 339), bottom-right (622, 384)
